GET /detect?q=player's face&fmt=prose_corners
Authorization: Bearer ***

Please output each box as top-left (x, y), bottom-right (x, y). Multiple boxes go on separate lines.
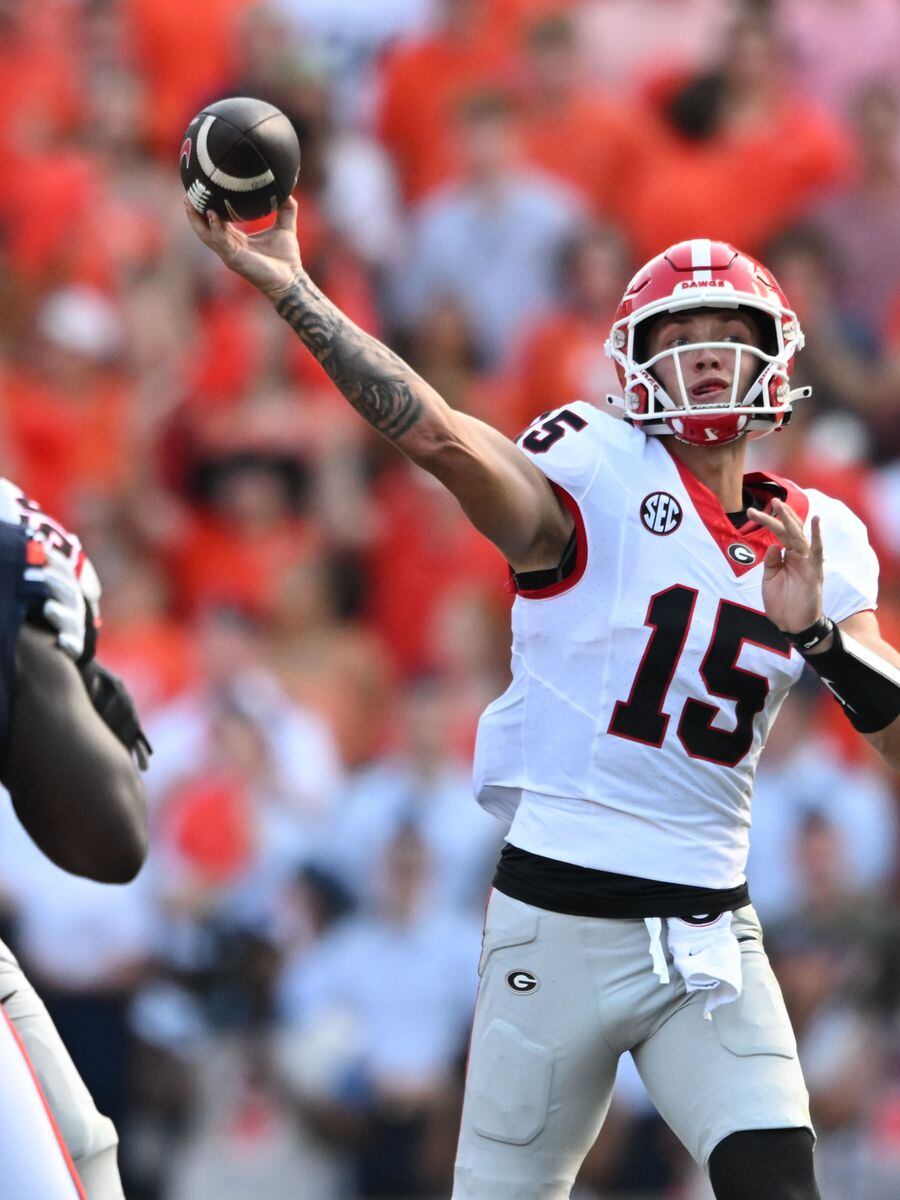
top-left (644, 310), bottom-right (763, 409)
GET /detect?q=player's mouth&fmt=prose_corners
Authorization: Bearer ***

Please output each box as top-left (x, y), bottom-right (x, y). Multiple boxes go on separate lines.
top-left (689, 377), bottom-right (730, 404)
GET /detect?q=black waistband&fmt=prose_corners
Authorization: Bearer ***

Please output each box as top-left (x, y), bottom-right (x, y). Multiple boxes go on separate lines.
top-left (493, 843), bottom-right (751, 919)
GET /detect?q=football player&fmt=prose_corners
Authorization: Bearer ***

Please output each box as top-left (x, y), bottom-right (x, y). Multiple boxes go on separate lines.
top-left (185, 199), bottom-right (900, 1200)
top-left (0, 485), bottom-right (150, 1199)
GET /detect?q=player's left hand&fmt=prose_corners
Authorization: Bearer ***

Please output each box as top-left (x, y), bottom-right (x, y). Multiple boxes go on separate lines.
top-left (746, 499), bottom-right (824, 634)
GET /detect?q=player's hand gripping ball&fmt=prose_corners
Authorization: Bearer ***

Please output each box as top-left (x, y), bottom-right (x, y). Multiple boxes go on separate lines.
top-left (179, 97), bottom-right (300, 222)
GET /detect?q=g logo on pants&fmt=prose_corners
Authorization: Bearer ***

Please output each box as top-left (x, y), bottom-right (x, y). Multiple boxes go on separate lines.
top-left (506, 970), bottom-right (539, 994)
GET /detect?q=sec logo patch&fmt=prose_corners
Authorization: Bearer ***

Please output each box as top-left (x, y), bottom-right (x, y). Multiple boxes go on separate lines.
top-left (640, 492), bottom-right (683, 536)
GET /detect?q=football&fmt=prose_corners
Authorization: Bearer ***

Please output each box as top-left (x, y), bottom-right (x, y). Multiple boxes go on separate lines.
top-left (179, 97), bottom-right (300, 222)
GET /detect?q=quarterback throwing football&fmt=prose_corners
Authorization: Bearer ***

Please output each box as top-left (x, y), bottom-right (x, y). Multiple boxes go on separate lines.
top-left (186, 197), bottom-right (900, 1200)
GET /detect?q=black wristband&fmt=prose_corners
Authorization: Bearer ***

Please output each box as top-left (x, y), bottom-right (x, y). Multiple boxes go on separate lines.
top-left (81, 661), bottom-right (153, 770)
top-left (802, 624), bottom-right (900, 734)
top-left (781, 616), bottom-right (834, 653)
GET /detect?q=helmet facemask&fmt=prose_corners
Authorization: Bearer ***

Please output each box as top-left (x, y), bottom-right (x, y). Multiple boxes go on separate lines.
top-left (633, 317), bottom-right (789, 444)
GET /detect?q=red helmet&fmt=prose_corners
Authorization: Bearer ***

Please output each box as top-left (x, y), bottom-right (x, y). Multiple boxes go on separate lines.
top-left (605, 239), bottom-right (808, 445)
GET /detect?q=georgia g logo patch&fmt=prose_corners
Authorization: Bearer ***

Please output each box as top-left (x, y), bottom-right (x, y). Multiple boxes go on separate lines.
top-left (506, 970), bottom-right (540, 994)
top-left (640, 492), bottom-right (683, 536)
top-left (727, 543), bottom-right (757, 566)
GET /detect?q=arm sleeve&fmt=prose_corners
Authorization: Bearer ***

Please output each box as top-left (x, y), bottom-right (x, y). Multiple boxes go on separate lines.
top-left (810, 491), bottom-right (880, 623)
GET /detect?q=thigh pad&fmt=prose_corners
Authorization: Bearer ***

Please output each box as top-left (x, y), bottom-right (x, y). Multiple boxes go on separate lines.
top-left (467, 1018), bottom-right (555, 1146)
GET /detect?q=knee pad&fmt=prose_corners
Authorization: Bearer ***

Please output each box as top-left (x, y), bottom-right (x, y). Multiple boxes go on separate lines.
top-left (709, 1127), bottom-right (820, 1200)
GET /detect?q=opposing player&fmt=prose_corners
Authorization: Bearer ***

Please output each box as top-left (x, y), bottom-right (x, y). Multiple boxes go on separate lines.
top-left (0, 484), bottom-right (150, 1199)
top-left (185, 198), bottom-right (900, 1199)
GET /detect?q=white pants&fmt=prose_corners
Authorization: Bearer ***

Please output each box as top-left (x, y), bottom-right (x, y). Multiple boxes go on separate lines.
top-left (0, 942), bottom-right (124, 1200)
top-left (453, 891), bottom-right (812, 1200)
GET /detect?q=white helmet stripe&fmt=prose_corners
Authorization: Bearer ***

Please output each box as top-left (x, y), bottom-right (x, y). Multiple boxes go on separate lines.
top-left (196, 116), bottom-right (275, 192)
top-left (690, 238), bottom-right (713, 282)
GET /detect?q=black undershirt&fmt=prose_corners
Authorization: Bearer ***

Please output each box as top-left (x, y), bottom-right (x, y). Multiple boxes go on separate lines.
top-left (725, 487), bottom-right (756, 531)
top-left (511, 528), bottom-right (578, 592)
top-left (498, 493), bottom-right (759, 920)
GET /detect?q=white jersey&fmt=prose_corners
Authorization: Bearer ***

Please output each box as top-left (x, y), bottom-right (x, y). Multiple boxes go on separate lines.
top-left (474, 403), bottom-right (878, 889)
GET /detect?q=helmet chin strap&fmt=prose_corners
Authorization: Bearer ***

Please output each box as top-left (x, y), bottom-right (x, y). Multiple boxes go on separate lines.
top-left (789, 386), bottom-right (813, 402)
top-left (670, 412), bottom-right (749, 446)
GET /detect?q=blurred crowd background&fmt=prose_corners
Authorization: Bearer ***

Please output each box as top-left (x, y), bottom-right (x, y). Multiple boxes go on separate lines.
top-left (0, 0), bottom-right (898, 1196)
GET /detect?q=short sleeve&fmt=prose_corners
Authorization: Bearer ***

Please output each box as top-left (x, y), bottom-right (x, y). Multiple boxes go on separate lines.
top-left (809, 490), bottom-right (879, 623)
top-left (516, 401), bottom-right (616, 500)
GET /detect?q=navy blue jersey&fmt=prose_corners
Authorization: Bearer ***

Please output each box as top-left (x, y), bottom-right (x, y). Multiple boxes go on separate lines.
top-left (0, 524), bottom-right (50, 761)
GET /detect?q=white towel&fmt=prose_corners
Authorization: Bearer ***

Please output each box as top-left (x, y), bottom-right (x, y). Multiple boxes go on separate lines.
top-left (644, 916), bottom-right (670, 985)
top-left (666, 912), bottom-right (743, 1018)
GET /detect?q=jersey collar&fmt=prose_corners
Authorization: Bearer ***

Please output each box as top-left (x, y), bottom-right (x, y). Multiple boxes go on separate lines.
top-left (667, 451), bottom-right (810, 578)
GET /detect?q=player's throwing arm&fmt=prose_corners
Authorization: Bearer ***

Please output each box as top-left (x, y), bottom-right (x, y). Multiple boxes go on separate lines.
top-left (183, 197), bottom-right (572, 576)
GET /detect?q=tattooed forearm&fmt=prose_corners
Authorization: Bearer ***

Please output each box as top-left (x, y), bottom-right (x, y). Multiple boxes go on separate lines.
top-left (275, 275), bottom-right (424, 441)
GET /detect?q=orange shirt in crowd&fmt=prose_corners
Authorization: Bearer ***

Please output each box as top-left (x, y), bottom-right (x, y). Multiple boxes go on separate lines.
top-left (188, 294), bottom-right (267, 407)
top-left (519, 92), bottom-right (643, 218)
top-left (620, 97), bottom-right (853, 261)
top-left (122, 0), bottom-right (259, 155)
top-left (377, 28), bottom-right (514, 202)
top-left (509, 310), bottom-right (620, 432)
top-left (377, 1), bottom-right (617, 202)
top-left (0, 150), bottom-right (107, 290)
top-left (273, 625), bottom-right (395, 770)
top-left (0, 0), bottom-right (81, 156)
top-left (169, 512), bottom-right (323, 620)
top-left (161, 772), bottom-right (254, 885)
top-left (489, 0), bottom-right (582, 35)
top-left (100, 616), bottom-right (201, 716)
top-left (365, 467), bottom-right (505, 676)
top-left (2, 371), bottom-right (131, 525)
